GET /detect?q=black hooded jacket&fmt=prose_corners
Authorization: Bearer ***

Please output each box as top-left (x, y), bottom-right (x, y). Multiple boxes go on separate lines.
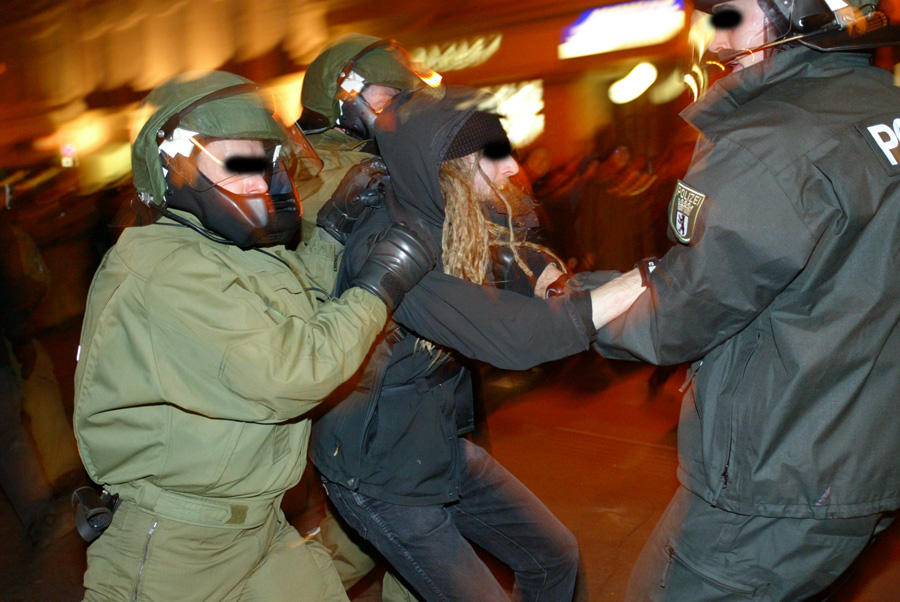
top-left (310, 87), bottom-right (596, 505)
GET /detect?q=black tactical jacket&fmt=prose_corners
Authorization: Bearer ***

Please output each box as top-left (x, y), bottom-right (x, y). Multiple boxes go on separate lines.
top-left (311, 88), bottom-right (595, 505)
top-left (596, 47), bottom-right (900, 519)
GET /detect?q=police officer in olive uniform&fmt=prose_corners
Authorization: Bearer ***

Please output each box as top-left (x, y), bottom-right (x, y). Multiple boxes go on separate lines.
top-left (73, 70), bottom-right (434, 602)
top-left (589, 0), bottom-right (900, 599)
top-left (293, 33), bottom-right (430, 243)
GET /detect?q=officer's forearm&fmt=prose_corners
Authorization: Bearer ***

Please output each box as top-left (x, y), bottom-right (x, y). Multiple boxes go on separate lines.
top-left (590, 269), bottom-right (644, 330)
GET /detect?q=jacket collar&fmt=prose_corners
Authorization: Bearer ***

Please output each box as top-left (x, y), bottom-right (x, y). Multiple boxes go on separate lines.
top-left (310, 128), bottom-right (370, 152)
top-left (682, 47), bottom-right (873, 135)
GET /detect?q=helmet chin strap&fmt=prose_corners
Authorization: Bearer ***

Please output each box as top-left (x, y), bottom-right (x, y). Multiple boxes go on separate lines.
top-left (714, 40), bottom-right (784, 67)
top-left (150, 202), bottom-right (235, 246)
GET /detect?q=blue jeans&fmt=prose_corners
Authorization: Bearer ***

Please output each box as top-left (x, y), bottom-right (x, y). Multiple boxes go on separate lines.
top-left (324, 438), bottom-right (579, 602)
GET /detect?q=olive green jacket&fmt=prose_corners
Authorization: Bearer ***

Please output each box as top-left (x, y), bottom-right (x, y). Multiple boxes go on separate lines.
top-left (294, 129), bottom-right (373, 242)
top-left (74, 212), bottom-right (386, 514)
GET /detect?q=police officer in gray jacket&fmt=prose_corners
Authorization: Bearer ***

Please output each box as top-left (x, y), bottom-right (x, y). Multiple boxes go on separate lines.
top-left (591, 0), bottom-right (900, 599)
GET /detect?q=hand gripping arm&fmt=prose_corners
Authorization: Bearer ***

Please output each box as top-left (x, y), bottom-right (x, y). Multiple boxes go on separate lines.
top-left (350, 224), bottom-right (436, 312)
top-left (317, 157), bottom-right (389, 244)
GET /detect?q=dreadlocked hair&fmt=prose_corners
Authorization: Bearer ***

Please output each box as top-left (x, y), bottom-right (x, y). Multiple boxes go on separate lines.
top-left (439, 152), bottom-right (564, 284)
top-left (419, 152), bottom-right (563, 360)
top-left (440, 155), bottom-right (490, 283)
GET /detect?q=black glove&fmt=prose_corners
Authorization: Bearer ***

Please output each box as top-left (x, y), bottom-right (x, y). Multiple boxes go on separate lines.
top-left (351, 224), bottom-right (436, 312)
top-left (490, 245), bottom-right (559, 297)
top-left (317, 157), bottom-right (388, 244)
top-left (545, 273), bottom-right (572, 298)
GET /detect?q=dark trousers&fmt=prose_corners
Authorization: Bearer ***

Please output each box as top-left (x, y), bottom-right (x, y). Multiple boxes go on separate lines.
top-left (325, 438), bottom-right (579, 602)
top-left (625, 485), bottom-right (890, 601)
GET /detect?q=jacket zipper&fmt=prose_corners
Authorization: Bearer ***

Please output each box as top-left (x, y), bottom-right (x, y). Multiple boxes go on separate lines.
top-left (132, 520), bottom-right (157, 601)
top-left (661, 546), bottom-right (676, 587)
top-left (679, 361), bottom-right (702, 393)
top-left (717, 331), bottom-right (761, 499)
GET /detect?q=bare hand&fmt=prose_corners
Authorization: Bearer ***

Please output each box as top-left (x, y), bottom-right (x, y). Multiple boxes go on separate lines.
top-left (589, 269), bottom-right (645, 330)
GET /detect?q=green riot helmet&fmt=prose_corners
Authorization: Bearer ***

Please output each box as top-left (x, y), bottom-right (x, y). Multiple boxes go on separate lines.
top-left (297, 34), bottom-right (441, 140)
top-left (132, 71), bottom-right (323, 248)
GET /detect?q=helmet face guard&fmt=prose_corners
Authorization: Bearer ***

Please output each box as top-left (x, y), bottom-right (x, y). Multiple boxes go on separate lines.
top-left (162, 138), bottom-right (301, 248)
top-left (336, 83), bottom-right (382, 141)
top-left (138, 78), bottom-right (325, 247)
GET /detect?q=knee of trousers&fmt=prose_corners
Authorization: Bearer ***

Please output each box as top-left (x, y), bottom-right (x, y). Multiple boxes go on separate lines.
top-left (539, 524), bottom-right (580, 574)
top-left (559, 528), bottom-right (581, 570)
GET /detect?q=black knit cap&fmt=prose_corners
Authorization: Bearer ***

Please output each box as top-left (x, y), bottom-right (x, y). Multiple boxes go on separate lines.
top-left (443, 111), bottom-right (511, 162)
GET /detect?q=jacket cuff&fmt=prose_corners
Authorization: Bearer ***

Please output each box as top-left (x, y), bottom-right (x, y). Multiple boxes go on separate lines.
top-left (568, 291), bottom-right (597, 336)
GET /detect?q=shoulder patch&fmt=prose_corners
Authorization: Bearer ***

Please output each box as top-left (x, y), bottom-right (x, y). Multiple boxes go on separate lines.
top-left (668, 180), bottom-right (707, 244)
top-left (857, 114), bottom-right (900, 177)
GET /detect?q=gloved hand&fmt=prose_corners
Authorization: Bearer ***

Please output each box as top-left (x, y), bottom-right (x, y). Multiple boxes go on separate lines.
top-left (544, 272), bottom-right (572, 298)
top-left (490, 245), bottom-right (560, 297)
top-left (351, 224), bottom-right (436, 312)
top-left (317, 157), bottom-right (389, 244)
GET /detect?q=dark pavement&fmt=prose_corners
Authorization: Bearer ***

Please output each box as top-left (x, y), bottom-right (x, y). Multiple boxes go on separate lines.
top-left (2, 320), bottom-right (899, 601)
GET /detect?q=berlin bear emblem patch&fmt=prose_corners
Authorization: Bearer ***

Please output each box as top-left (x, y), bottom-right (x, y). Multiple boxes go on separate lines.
top-left (669, 180), bottom-right (707, 244)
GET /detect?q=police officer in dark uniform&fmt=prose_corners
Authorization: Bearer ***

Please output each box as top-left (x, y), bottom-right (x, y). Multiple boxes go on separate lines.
top-left (589, 0), bottom-right (900, 599)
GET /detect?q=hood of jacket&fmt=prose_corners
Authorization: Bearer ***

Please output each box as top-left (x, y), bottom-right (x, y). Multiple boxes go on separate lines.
top-left (374, 86), bottom-right (492, 256)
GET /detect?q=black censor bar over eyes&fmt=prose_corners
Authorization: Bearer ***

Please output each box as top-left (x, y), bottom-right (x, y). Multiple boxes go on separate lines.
top-left (225, 156), bottom-right (269, 174)
top-left (712, 8), bottom-right (743, 29)
top-left (483, 140), bottom-right (512, 160)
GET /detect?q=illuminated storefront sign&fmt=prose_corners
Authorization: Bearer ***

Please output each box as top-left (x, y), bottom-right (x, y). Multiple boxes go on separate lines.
top-left (559, 0), bottom-right (685, 59)
top-left (609, 62), bottom-right (658, 104)
top-left (412, 34), bottom-right (503, 73)
top-left (478, 80), bottom-right (545, 148)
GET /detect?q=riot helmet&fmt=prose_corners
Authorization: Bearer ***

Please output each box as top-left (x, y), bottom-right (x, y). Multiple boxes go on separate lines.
top-left (297, 34), bottom-right (441, 140)
top-left (133, 71), bottom-right (323, 248)
top-left (695, 0), bottom-right (898, 66)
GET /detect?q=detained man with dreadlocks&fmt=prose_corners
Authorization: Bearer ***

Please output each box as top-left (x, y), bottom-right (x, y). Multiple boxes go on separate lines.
top-left (310, 86), bottom-right (642, 601)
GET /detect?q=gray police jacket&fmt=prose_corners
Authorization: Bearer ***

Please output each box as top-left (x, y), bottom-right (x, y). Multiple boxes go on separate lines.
top-left (596, 47), bottom-right (900, 519)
